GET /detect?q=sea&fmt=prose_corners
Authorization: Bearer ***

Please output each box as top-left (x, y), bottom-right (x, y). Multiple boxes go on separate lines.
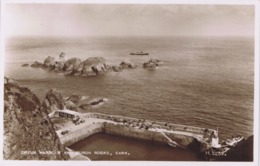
top-left (4, 36), bottom-right (254, 160)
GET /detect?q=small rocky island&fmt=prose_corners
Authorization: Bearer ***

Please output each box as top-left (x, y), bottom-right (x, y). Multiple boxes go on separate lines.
top-left (31, 53), bottom-right (110, 77)
top-left (30, 52), bottom-right (140, 76)
top-left (143, 58), bottom-right (163, 69)
top-left (29, 52), bottom-right (163, 76)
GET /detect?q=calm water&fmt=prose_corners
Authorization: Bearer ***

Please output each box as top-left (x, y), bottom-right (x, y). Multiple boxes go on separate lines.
top-left (69, 133), bottom-right (201, 161)
top-left (4, 36), bottom-right (254, 160)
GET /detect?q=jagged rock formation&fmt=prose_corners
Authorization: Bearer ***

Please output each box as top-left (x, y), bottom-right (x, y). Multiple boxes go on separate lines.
top-left (64, 94), bottom-right (83, 110)
top-left (119, 61), bottom-right (137, 69)
top-left (31, 53), bottom-right (111, 77)
top-left (112, 61), bottom-right (137, 72)
top-left (143, 58), bottom-right (162, 69)
top-left (31, 61), bottom-right (43, 68)
top-left (43, 56), bottom-right (56, 69)
top-left (4, 77), bottom-right (69, 160)
top-left (31, 53), bottom-right (166, 76)
top-left (30, 53), bottom-right (163, 75)
top-left (79, 98), bottom-right (107, 110)
top-left (63, 57), bottom-right (82, 75)
top-left (81, 57), bottom-right (109, 76)
top-left (42, 88), bottom-right (65, 113)
top-left (59, 52), bottom-right (66, 62)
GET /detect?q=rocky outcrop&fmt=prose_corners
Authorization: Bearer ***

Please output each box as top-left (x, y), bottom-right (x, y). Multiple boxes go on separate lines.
top-left (65, 100), bottom-right (77, 110)
top-left (31, 53), bottom-right (112, 77)
top-left (4, 78), bottom-right (69, 160)
top-left (80, 57), bottom-right (109, 76)
top-left (31, 61), bottom-right (43, 68)
top-left (63, 58), bottom-right (82, 75)
top-left (42, 89), bottom-right (65, 113)
top-left (43, 56), bottom-right (56, 69)
top-left (112, 61), bottom-right (137, 72)
top-left (31, 53), bottom-right (163, 76)
top-left (54, 61), bottom-right (65, 72)
top-left (120, 61), bottom-right (137, 69)
top-left (66, 94), bottom-right (82, 104)
top-left (64, 94), bottom-right (83, 110)
top-left (21, 64), bottom-right (29, 67)
top-left (225, 135), bottom-right (253, 161)
top-left (59, 52), bottom-right (66, 62)
top-left (53, 53), bottom-right (66, 71)
top-left (143, 58), bottom-right (162, 69)
top-left (79, 98), bottom-right (107, 110)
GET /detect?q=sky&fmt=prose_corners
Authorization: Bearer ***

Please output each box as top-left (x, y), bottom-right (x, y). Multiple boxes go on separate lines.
top-left (4, 4), bottom-right (255, 37)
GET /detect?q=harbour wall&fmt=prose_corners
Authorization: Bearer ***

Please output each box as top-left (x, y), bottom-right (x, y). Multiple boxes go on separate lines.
top-left (59, 120), bottom-right (199, 148)
top-left (86, 113), bottom-right (215, 134)
top-left (103, 122), bottom-right (195, 147)
top-left (60, 122), bottom-right (104, 147)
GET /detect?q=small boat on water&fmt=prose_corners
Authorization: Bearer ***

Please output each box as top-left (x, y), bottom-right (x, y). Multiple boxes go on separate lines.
top-left (130, 51), bottom-right (149, 55)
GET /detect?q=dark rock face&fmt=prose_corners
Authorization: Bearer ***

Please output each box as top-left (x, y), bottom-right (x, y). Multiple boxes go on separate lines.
top-left (42, 89), bottom-right (65, 113)
top-left (143, 58), bottom-right (162, 69)
top-left (225, 135), bottom-right (253, 161)
top-left (64, 94), bottom-right (83, 110)
top-left (4, 78), bottom-right (69, 160)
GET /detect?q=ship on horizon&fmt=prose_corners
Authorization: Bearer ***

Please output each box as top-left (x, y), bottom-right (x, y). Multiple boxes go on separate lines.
top-left (130, 51), bottom-right (149, 55)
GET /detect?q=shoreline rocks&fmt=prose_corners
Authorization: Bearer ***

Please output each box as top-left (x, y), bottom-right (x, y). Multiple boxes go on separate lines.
top-left (4, 78), bottom-right (69, 160)
top-left (42, 88), bottom-right (65, 113)
top-left (79, 97), bottom-right (108, 109)
top-left (143, 58), bottom-right (162, 69)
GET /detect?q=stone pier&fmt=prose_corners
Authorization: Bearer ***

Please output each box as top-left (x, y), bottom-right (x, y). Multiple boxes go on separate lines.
top-left (54, 111), bottom-right (216, 152)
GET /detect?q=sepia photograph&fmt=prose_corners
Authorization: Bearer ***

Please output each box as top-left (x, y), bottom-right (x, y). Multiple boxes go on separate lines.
top-left (0, 0), bottom-right (259, 165)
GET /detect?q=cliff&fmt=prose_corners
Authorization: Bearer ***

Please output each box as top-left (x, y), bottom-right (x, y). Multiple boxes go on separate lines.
top-left (225, 135), bottom-right (254, 161)
top-left (3, 77), bottom-right (69, 160)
